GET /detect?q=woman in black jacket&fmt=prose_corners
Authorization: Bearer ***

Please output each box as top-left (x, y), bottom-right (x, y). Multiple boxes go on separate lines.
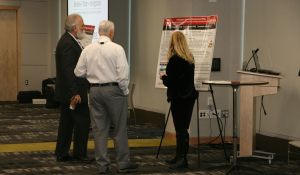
top-left (160, 31), bottom-right (198, 169)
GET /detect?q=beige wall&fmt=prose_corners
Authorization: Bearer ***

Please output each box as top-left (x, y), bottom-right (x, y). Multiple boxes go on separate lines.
top-left (49, 0), bottom-right (60, 78)
top-left (21, 0), bottom-right (49, 92)
top-left (0, 0), bottom-right (128, 94)
top-left (130, 0), bottom-right (168, 114)
top-left (0, 0), bottom-right (60, 93)
top-left (131, 0), bottom-right (244, 137)
top-left (244, 0), bottom-right (300, 140)
top-left (2, 0), bottom-right (299, 140)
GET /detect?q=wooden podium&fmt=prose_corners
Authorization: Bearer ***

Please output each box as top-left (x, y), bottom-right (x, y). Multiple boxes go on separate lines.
top-left (237, 70), bottom-right (284, 157)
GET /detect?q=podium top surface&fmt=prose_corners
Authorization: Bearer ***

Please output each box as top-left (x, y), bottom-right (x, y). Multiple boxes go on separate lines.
top-left (237, 70), bottom-right (285, 79)
top-left (203, 81), bottom-right (268, 86)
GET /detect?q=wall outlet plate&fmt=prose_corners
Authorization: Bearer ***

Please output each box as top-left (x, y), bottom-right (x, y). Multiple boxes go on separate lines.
top-left (207, 97), bottom-right (213, 106)
top-left (210, 109), bottom-right (221, 118)
top-left (199, 110), bottom-right (210, 119)
top-left (221, 110), bottom-right (229, 118)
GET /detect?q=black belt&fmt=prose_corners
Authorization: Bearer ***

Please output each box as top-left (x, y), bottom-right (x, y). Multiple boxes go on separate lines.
top-left (90, 83), bottom-right (118, 87)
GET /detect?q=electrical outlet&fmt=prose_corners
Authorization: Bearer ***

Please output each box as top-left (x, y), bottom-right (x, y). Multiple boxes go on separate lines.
top-left (25, 80), bottom-right (28, 85)
top-left (210, 109), bottom-right (221, 118)
top-left (221, 110), bottom-right (229, 118)
top-left (207, 97), bottom-right (213, 106)
top-left (199, 110), bottom-right (209, 119)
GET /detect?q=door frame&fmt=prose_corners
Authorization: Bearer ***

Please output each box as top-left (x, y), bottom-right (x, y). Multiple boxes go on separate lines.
top-left (0, 6), bottom-right (22, 92)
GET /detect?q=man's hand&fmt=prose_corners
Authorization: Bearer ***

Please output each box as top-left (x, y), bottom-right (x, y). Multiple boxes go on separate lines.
top-left (71, 95), bottom-right (81, 104)
top-left (159, 73), bottom-right (167, 80)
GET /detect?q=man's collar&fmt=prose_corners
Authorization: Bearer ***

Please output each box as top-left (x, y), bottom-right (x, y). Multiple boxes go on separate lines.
top-left (67, 31), bottom-right (77, 40)
top-left (67, 31), bottom-right (83, 49)
top-left (98, 35), bottom-right (112, 42)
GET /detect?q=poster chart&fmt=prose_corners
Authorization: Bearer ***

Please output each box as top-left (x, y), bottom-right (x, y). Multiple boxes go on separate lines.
top-left (80, 25), bottom-right (95, 48)
top-left (155, 15), bottom-right (219, 91)
top-left (68, 0), bottom-right (108, 46)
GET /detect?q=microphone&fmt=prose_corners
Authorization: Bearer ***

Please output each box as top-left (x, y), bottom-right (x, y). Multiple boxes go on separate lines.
top-left (244, 48), bottom-right (259, 71)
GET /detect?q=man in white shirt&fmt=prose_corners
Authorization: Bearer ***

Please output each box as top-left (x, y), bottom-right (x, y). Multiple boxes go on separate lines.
top-left (74, 20), bottom-right (138, 174)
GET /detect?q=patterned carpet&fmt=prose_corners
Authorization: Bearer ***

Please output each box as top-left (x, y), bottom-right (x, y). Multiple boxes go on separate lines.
top-left (0, 102), bottom-right (299, 175)
top-left (0, 102), bottom-right (161, 144)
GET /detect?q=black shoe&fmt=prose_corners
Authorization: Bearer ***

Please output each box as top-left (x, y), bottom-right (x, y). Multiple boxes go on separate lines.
top-left (73, 156), bottom-right (95, 163)
top-left (117, 163), bottom-right (139, 173)
top-left (165, 155), bottom-right (178, 165)
top-left (57, 154), bottom-right (73, 162)
top-left (169, 158), bottom-right (188, 169)
top-left (99, 167), bottom-right (109, 174)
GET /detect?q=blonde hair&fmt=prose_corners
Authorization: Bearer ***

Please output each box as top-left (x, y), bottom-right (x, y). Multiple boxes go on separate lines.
top-left (167, 31), bottom-right (194, 64)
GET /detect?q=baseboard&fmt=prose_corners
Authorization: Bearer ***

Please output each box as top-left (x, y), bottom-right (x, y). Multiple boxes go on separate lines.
top-left (257, 130), bottom-right (300, 141)
top-left (134, 105), bottom-right (165, 114)
top-left (256, 133), bottom-right (300, 157)
top-left (165, 132), bottom-right (240, 145)
top-left (132, 108), bottom-right (300, 157)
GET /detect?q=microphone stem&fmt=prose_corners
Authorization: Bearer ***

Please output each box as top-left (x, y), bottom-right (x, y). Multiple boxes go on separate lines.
top-left (244, 49), bottom-right (259, 71)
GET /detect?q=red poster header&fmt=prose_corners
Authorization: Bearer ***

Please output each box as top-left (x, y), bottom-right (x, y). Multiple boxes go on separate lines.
top-left (163, 15), bottom-right (218, 26)
top-left (84, 25), bottom-right (95, 32)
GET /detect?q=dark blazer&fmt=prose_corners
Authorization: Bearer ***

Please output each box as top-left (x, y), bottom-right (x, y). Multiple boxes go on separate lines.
top-left (162, 54), bottom-right (198, 102)
top-left (54, 31), bottom-right (89, 103)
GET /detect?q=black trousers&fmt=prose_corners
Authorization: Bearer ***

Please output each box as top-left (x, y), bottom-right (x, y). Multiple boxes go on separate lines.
top-left (55, 103), bottom-right (90, 157)
top-left (170, 98), bottom-right (195, 130)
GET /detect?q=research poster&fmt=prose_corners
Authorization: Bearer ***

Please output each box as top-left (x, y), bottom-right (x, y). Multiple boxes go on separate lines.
top-left (79, 25), bottom-right (95, 47)
top-left (68, 0), bottom-right (108, 45)
top-left (155, 15), bottom-right (219, 91)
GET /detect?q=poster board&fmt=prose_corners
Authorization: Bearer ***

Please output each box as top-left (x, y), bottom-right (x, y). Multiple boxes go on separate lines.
top-left (80, 25), bottom-right (95, 48)
top-left (155, 15), bottom-right (219, 91)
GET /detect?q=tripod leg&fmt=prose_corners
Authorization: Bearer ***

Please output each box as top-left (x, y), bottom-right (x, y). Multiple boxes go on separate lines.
top-left (156, 106), bottom-right (171, 159)
top-left (197, 97), bottom-right (200, 167)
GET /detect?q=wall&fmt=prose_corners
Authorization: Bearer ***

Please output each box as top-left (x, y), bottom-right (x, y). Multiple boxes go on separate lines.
top-left (244, 0), bottom-right (300, 140)
top-left (189, 0), bottom-right (244, 138)
top-left (49, 0), bottom-right (60, 78)
top-left (0, 0), bottom-right (60, 93)
top-left (3, 0), bottom-right (298, 141)
top-left (0, 0), bottom-right (129, 96)
top-left (0, 0), bottom-right (130, 95)
top-left (130, 0), bottom-right (167, 114)
top-left (108, 0), bottom-right (129, 62)
top-left (130, 0), bottom-right (244, 137)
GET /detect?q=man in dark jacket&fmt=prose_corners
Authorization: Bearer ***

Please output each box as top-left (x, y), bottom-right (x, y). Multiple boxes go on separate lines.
top-left (54, 14), bottom-right (92, 163)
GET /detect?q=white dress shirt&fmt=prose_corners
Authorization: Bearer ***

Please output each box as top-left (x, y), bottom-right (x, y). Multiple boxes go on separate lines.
top-left (74, 36), bottom-right (129, 95)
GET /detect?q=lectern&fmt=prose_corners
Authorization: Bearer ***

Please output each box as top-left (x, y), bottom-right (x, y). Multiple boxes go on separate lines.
top-left (237, 70), bottom-right (284, 162)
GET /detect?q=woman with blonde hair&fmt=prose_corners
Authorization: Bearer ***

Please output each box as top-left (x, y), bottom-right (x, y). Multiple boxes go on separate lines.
top-left (160, 31), bottom-right (198, 169)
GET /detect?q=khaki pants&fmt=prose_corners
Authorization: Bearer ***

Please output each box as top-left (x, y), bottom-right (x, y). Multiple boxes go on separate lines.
top-left (89, 85), bottom-right (131, 171)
